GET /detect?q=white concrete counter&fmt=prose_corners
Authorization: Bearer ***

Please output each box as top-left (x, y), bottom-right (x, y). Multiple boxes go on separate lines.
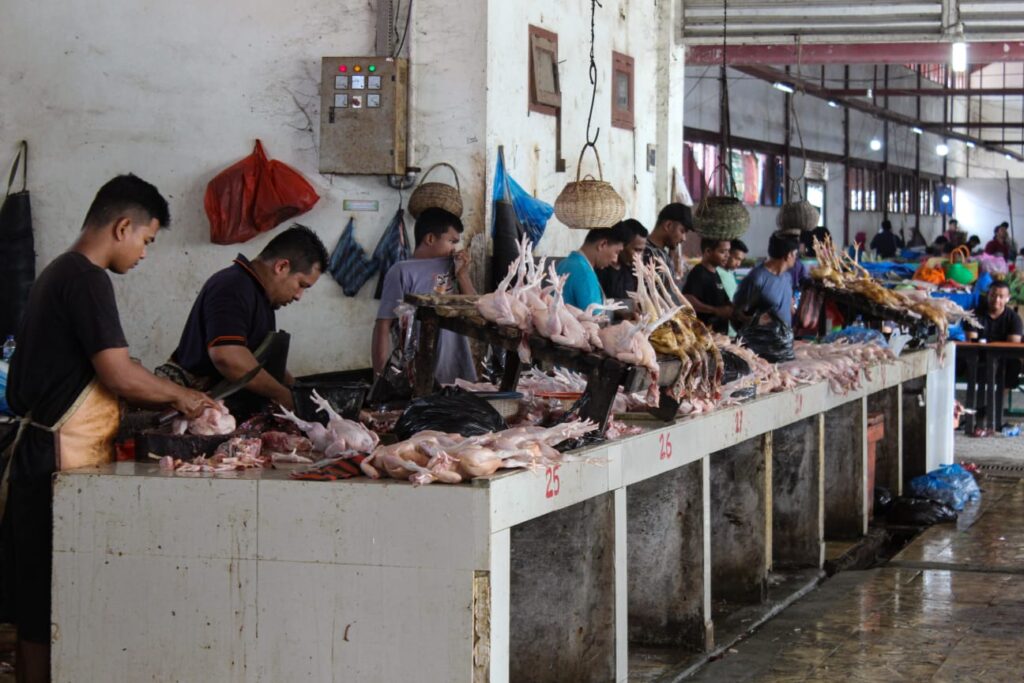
top-left (52, 347), bottom-right (950, 682)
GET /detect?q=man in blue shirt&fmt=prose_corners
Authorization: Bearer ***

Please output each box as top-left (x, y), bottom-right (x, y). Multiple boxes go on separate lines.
top-left (556, 224), bottom-right (631, 310)
top-left (733, 232), bottom-right (799, 327)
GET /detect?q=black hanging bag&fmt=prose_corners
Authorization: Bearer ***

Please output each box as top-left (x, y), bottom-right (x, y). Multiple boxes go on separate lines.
top-left (0, 141), bottom-right (34, 339)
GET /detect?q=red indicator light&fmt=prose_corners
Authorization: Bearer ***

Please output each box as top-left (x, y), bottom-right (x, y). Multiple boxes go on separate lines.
top-left (338, 65), bottom-right (347, 73)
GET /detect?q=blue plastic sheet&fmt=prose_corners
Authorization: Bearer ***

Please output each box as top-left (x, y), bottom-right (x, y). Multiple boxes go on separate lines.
top-left (491, 153), bottom-right (553, 245)
top-left (823, 326), bottom-right (888, 346)
top-left (859, 261), bottom-right (917, 280)
top-left (909, 463), bottom-right (981, 511)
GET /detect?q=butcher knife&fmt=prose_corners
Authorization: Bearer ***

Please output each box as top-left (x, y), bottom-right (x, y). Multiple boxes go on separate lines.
top-left (154, 363), bottom-right (265, 427)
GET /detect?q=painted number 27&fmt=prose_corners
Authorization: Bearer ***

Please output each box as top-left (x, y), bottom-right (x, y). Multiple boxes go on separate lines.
top-left (659, 433), bottom-right (673, 460)
top-left (545, 465), bottom-right (561, 499)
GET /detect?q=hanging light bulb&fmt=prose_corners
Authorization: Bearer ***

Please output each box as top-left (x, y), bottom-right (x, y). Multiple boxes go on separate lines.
top-left (936, 142), bottom-right (950, 156)
top-left (951, 40), bottom-right (968, 73)
top-left (869, 139), bottom-right (882, 151)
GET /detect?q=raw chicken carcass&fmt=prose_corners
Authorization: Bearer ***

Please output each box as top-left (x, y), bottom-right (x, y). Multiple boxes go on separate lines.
top-left (274, 406), bottom-right (334, 451)
top-left (260, 431), bottom-right (313, 454)
top-left (174, 400), bottom-right (236, 436)
top-left (311, 390), bottom-right (380, 454)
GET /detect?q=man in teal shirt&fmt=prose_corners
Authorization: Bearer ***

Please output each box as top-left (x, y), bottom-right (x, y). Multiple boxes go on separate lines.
top-left (717, 238), bottom-right (747, 336)
top-left (556, 226), bottom-right (630, 310)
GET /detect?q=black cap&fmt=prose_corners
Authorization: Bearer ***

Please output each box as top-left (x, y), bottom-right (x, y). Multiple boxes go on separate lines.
top-left (657, 203), bottom-right (693, 230)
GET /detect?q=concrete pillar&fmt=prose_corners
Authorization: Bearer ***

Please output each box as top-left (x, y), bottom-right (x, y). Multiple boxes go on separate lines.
top-left (824, 398), bottom-right (868, 539)
top-left (772, 415), bottom-right (825, 569)
top-left (902, 378), bottom-right (928, 489)
top-left (626, 460), bottom-right (709, 651)
top-left (868, 385), bottom-right (903, 497)
top-left (509, 494), bottom-right (616, 683)
top-left (710, 436), bottom-right (769, 605)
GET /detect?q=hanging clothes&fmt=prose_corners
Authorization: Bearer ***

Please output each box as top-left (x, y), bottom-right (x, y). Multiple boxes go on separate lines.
top-left (0, 142), bottom-right (34, 340)
top-left (328, 217), bottom-right (378, 297)
top-left (372, 207), bottom-right (410, 299)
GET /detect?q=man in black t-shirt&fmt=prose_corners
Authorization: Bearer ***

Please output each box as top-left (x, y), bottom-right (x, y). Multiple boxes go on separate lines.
top-left (596, 219), bottom-right (648, 300)
top-left (970, 281), bottom-right (1023, 343)
top-left (4, 175), bottom-right (215, 681)
top-left (682, 238), bottom-right (733, 335)
top-left (163, 225), bottom-right (327, 417)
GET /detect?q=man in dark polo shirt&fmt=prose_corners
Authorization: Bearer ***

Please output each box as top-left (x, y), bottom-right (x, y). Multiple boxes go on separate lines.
top-left (161, 225), bottom-right (327, 416)
top-left (965, 281), bottom-right (1023, 432)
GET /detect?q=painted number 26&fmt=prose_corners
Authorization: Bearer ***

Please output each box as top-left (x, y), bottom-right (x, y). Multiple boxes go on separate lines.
top-left (659, 433), bottom-right (673, 460)
top-left (545, 465), bottom-right (561, 499)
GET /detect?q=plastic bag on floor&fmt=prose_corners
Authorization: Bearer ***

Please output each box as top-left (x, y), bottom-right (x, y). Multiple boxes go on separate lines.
top-left (885, 497), bottom-right (958, 525)
top-left (908, 463), bottom-right (981, 511)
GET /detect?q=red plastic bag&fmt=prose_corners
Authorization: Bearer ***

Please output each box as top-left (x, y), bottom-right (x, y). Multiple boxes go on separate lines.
top-left (204, 140), bottom-right (320, 245)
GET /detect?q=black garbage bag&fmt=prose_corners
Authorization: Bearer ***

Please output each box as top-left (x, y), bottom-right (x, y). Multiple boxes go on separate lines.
top-left (737, 309), bottom-right (795, 363)
top-left (874, 486), bottom-right (894, 513)
top-left (885, 496), bottom-right (958, 526)
top-left (720, 349), bottom-right (752, 386)
top-left (394, 387), bottom-right (507, 440)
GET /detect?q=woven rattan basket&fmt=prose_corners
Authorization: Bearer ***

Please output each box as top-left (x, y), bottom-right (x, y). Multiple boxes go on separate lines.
top-left (776, 199), bottom-right (820, 233)
top-left (694, 163), bottom-right (750, 240)
top-left (554, 146), bottom-right (625, 229)
top-left (408, 162), bottom-right (464, 219)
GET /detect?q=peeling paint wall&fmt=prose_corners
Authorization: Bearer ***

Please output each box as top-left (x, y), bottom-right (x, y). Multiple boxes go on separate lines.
top-left (0, 0), bottom-right (485, 374)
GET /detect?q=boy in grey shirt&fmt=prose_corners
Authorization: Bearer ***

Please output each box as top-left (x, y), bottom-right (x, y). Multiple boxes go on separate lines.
top-left (372, 208), bottom-right (477, 385)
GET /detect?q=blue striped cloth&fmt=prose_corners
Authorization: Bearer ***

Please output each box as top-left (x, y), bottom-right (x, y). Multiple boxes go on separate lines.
top-left (328, 217), bottom-right (379, 296)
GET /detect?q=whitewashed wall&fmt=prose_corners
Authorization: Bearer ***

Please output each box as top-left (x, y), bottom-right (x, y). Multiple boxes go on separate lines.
top-left (485, 0), bottom-right (680, 260)
top-left (0, 0), bottom-right (485, 374)
top-left (955, 178), bottom-right (1024, 244)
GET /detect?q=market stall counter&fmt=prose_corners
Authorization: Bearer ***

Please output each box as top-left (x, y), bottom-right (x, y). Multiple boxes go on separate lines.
top-left (52, 347), bottom-right (948, 683)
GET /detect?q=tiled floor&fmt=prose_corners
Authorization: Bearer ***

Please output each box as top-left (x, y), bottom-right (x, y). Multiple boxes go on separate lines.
top-left (687, 478), bottom-right (1024, 682)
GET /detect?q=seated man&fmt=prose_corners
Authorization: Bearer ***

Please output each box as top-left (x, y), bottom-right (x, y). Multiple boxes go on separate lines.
top-left (682, 238), bottom-right (733, 335)
top-left (965, 281), bottom-right (1023, 432)
top-left (556, 223), bottom-right (631, 311)
top-left (597, 219), bottom-right (648, 301)
top-left (161, 225), bottom-right (327, 417)
top-left (372, 207), bottom-right (477, 386)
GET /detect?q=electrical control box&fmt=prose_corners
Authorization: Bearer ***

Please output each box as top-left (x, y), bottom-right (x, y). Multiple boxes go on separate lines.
top-left (319, 56), bottom-right (408, 175)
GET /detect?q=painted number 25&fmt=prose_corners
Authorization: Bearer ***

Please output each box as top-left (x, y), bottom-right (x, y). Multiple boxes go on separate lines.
top-left (658, 433), bottom-right (673, 460)
top-left (545, 465), bottom-right (561, 499)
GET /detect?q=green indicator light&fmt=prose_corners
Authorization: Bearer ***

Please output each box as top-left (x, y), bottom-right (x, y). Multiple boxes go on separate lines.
top-left (368, 65), bottom-right (376, 72)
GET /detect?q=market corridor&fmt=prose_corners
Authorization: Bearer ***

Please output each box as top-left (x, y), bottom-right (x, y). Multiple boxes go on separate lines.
top-left (687, 477), bottom-right (1024, 682)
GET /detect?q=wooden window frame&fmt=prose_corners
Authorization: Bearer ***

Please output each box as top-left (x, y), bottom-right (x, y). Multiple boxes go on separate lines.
top-left (528, 25), bottom-right (560, 116)
top-left (611, 51), bottom-right (635, 130)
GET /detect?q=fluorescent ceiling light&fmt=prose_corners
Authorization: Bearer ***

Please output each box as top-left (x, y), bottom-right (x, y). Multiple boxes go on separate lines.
top-left (773, 82), bottom-right (795, 94)
top-left (827, 100), bottom-right (840, 108)
top-left (951, 41), bottom-right (968, 73)
top-left (936, 143), bottom-right (950, 156)
top-left (911, 127), bottom-right (923, 135)
top-left (869, 139), bottom-right (882, 151)
top-left (1007, 153), bottom-right (1015, 161)
top-left (965, 141), bottom-right (976, 149)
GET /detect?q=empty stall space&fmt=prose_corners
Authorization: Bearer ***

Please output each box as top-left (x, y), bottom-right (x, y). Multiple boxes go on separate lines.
top-left (867, 385), bottom-right (903, 501)
top-left (508, 494), bottom-right (617, 683)
top-left (626, 459), bottom-right (709, 680)
top-left (824, 398), bottom-right (869, 547)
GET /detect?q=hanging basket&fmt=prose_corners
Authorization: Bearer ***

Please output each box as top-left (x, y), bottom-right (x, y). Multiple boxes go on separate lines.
top-left (554, 146), bottom-right (625, 229)
top-left (408, 162), bottom-right (464, 219)
top-left (776, 200), bottom-right (820, 234)
top-left (694, 162), bottom-right (750, 240)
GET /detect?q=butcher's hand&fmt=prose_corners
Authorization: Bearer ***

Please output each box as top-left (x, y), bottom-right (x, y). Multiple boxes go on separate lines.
top-left (172, 387), bottom-right (220, 420)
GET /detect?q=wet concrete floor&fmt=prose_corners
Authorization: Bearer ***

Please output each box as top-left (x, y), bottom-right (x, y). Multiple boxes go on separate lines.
top-left (687, 477), bottom-right (1024, 682)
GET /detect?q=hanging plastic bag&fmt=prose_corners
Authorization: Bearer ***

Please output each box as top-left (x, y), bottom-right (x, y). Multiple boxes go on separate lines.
top-left (205, 140), bottom-right (320, 245)
top-left (327, 217), bottom-right (379, 296)
top-left (0, 141), bottom-right (34, 340)
top-left (372, 207), bottom-right (410, 299)
top-left (491, 149), bottom-right (553, 246)
top-left (908, 463), bottom-right (981, 511)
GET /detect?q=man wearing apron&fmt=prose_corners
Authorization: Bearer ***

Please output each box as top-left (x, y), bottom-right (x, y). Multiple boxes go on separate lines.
top-left (3, 175), bottom-right (215, 682)
top-left (158, 225), bottom-right (327, 420)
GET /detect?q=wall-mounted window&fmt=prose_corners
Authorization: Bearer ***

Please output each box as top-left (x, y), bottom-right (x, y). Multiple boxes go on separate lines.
top-left (529, 25), bottom-right (561, 115)
top-left (611, 51), bottom-right (634, 129)
top-left (849, 166), bottom-right (881, 212)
